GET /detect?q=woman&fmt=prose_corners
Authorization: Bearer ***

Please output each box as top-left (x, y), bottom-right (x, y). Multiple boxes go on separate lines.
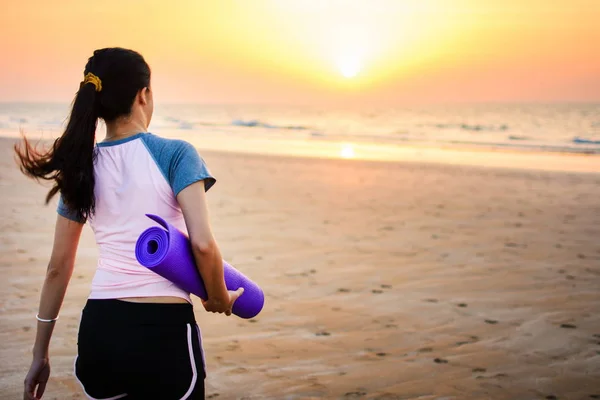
top-left (17, 47), bottom-right (243, 400)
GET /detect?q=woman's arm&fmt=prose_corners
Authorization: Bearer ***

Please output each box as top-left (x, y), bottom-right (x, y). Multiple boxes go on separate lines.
top-left (177, 180), bottom-right (242, 314)
top-left (33, 215), bottom-right (83, 357)
top-left (24, 215), bottom-right (83, 399)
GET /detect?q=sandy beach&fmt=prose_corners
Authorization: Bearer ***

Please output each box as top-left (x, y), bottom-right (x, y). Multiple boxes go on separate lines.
top-left (1, 136), bottom-right (599, 400)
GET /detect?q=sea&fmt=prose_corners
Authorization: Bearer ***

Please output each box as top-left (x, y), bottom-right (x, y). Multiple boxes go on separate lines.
top-left (1, 102), bottom-right (599, 159)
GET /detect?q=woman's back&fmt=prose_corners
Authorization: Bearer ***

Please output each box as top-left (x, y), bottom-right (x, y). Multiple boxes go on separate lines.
top-left (58, 133), bottom-right (216, 302)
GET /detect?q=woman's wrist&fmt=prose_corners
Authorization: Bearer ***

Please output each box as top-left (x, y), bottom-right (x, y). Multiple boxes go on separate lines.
top-left (32, 350), bottom-right (49, 360)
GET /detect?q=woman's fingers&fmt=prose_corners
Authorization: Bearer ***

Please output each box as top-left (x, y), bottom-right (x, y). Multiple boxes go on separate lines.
top-left (231, 287), bottom-right (244, 302)
top-left (202, 287), bottom-right (244, 315)
top-left (226, 287), bottom-right (245, 316)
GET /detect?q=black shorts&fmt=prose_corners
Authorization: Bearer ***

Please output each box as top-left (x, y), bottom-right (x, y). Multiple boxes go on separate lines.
top-left (75, 299), bottom-right (206, 400)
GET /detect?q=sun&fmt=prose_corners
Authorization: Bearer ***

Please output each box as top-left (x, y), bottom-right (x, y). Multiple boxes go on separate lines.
top-left (340, 144), bottom-right (355, 159)
top-left (338, 58), bottom-right (361, 79)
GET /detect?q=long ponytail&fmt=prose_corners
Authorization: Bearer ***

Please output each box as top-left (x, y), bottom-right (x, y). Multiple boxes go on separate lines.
top-left (14, 48), bottom-right (150, 222)
top-left (15, 80), bottom-right (99, 221)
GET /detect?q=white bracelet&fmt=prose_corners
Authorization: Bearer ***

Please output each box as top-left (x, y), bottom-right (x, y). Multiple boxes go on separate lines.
top-left (36, 314), bottom-right (59, 323)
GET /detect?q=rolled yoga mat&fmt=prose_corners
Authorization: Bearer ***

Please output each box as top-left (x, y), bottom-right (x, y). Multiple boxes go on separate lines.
top-left (135, 214), bottom-right (264, 319)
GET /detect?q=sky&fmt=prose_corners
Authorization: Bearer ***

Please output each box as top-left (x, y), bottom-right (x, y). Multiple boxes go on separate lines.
top-left (0, 0), bottom-right (599, 106)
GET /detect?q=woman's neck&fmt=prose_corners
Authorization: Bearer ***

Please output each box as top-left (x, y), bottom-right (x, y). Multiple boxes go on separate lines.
top-left (104, 120), bottom-right (147, 142)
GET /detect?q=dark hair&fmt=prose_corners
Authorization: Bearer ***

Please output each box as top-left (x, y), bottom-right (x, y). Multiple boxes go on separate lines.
top-left (14, 48), bottom-right (151, 221)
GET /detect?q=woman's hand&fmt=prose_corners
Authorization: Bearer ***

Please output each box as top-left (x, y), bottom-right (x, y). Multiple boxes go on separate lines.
top-left (202, 287), bottom-right (244, 316)
top-left (24, 357), bottom-right (50, 400)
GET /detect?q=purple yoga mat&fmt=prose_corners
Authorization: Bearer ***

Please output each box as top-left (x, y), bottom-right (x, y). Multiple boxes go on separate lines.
top-left (135, 214), bottom-right (264, 319)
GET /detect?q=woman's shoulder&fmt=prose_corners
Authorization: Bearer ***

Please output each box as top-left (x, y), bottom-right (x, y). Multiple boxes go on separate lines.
top-left (141, 133), bottom-right (215, 193)
top-left (141, 133), bottom-right (202, 161)
top-left (141, 133), bottom-right (195, 152)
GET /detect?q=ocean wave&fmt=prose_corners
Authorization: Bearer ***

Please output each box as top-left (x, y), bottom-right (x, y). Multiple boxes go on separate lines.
top-left (572, 137), bottom-right (600, 145)
top-left (10, 117), bottom-right (28, 124)
top-left (448, 140), bottom-right (600, 154)
top-left (231, 119), bottom-right (309, 130)
top-left (161, 116), bottom-right (194, 130)
top-left (154, 117), bottom-right (311, 131)
top-left (178, 121), bottom-right (194, 130)
top-left (434, 123), bottom-right (509, 132)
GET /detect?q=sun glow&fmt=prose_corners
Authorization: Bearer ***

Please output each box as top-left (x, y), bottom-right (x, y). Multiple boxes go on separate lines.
top-left (1, 1), bottom-right (597, 104)
top-left (338, 57), bottom-right (361, 78)
top-left (340, 144), bottom-right (355, 159)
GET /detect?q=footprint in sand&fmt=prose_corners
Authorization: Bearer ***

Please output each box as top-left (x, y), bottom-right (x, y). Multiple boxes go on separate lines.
top-left (560, 323), bottom-right (577, 329)
top-left (434, 358), bottom-right (448, 364)
top-left (338, 288), bottom-right (351, 293)
top-left (457, 303), bottom-right (468, 308)
top-left (472, 368), bottom-right (486, 373)
top-left (375, 352), bottom-right (387, 357)
top-left (372, 289), bottom-right (384, 294)
top-left (226, 343), bottom-right (240, 351)
top-left (485, 319), bottom-right (498, 325)
top-left (418, 347), bottom-right (433, 353)
top-left (207, 394), bottom-right (220, 399)
top-left (424, 298), bottom-right (438, 303)
top-left (545, 395), bottom-right (558, 400)
top-left (344, 391), bottom-right (367, 398)
top-left (381, 284), bottom-right (392, 289)
top-left (315, 331), bottom-right (331, 337)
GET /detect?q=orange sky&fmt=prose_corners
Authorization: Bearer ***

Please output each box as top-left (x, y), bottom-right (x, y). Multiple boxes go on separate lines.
top-left (1, 0), bottom-right (599, 106)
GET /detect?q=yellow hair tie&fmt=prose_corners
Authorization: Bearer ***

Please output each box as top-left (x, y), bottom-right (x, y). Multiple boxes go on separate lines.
top-left (83, 72), bottom-right (102, 92)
